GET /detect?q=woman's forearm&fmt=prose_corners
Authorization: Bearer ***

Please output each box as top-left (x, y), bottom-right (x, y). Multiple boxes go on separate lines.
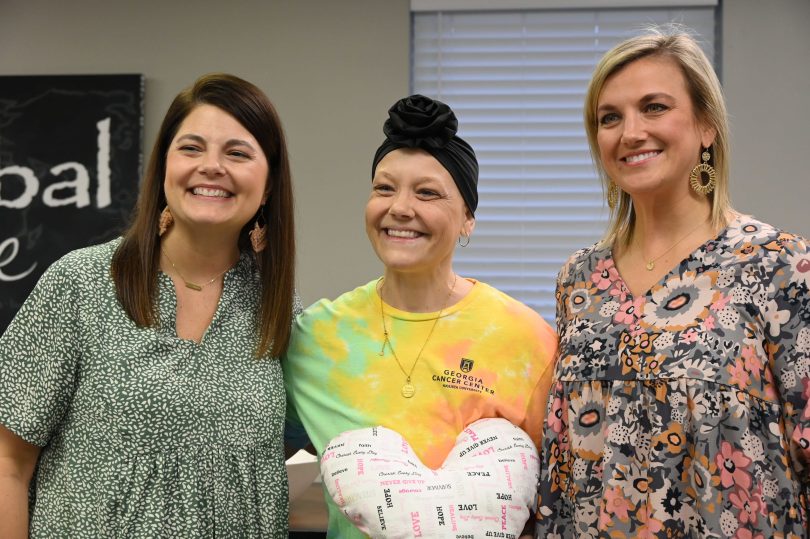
top-left (0, 469), bottom-right (31, 539)
top-left (0, 424), bottom-right (40, 539)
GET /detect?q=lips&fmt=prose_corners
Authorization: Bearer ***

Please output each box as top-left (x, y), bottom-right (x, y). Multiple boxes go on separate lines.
top-left (623, 150), bottom-right (661, 164)
top-left (191, 186), bottom-right (233, 198)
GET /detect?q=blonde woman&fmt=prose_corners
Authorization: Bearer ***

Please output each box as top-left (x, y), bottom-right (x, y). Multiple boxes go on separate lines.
top-left (535, 30), bottom-right (810, 537)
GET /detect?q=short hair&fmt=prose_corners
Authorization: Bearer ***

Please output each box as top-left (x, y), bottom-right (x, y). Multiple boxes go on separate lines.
top-left (583, 28), bottom-right (731, 245)
top-left (111, 73), bottom-right (295, 357)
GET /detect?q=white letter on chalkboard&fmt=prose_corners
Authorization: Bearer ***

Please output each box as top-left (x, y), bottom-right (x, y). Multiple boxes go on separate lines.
top-left (0, 166), bottom-right (39, 209)
top-left (43, 162), bottom-right (91, 208)
top-left (96, 117), bottom-right (111, 208)
top-left (0, 237), bottom-right (36, 282)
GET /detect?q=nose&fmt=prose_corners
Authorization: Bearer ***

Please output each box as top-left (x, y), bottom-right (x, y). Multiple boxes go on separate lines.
top-left (620, 113), bottom-right (646, 146)
top-left (388, 192), bottom-right (415, 218)
top-left (198, 154), bottom-right (224, 176)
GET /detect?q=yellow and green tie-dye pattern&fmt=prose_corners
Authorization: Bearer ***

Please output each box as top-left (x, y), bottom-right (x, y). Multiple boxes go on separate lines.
top-left (284, 278), bottom-right (557, 538)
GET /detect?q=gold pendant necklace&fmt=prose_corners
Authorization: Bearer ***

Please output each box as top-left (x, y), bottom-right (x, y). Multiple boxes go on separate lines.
top-left (377, 274), bottom-right (458, 398)
top-left (641, 219), bottom-right (709, 271)
top-left (161, 248), bottom-right (233, 291)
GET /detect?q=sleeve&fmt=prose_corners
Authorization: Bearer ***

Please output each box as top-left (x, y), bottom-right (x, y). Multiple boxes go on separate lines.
top-left (282, 309), bottom-right (313, 452)
top-left (521, 316), bottom-right (558, 451)
top-left (0, 257), bottom-right (83, 446)
top-left (765, 236), bottom-right (810, 480)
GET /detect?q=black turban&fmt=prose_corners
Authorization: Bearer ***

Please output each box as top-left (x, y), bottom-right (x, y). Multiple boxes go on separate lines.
top-left (371, 94), bottom-right (479, 215)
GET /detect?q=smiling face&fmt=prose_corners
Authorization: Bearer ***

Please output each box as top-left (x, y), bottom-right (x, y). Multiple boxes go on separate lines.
top-left (595, 55), bottom-right (716, 201)
top-left (163, 104), bottom-right (269, 238)
top-left (366, 148), bottom-right (474, 277)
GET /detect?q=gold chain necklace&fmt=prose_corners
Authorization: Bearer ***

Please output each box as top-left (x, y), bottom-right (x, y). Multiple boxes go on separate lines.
top-left (377, 274), bottom-right (458, 398)
top-left (640, 219), bottom-right (709, 271)
top-left (161, 248), bottom-right (233, 291)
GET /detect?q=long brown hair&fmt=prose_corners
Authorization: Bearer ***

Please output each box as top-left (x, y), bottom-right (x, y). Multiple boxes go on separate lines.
top-left (111, 73), bottom-right (296, 357)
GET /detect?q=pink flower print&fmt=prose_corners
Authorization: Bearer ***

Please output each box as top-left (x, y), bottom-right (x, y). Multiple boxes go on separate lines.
top-left (792, 425), bottom-right (810, 456)
top-left (715, 441), bottom-right (752, 489)
top-left (679, 328), bottom-right (699, 344)
top-left (703, 315), bottom-right (716, 331)
top-left (729, 486), bottom-right (761, 526)
top-left (603, 485), bottom-right (632, 522)
top-left (763, 367), bottom-right (779, 401)
top-left (591, 259), bottom-right (618, 290)
top-left (711, 294), bottom-right (731, 311)
top-left (635, 504), bottom-right (663, 538)
top-left (547, 392), bottom-right (566, 434)
top-left (727, 360), bottom-right (751, 388)
top-left (614, 297), bottom-right (644, 326)
top-left (741, 346), bottom-right (763, 380)
top-left (610, 282), bottom-right (629, 303)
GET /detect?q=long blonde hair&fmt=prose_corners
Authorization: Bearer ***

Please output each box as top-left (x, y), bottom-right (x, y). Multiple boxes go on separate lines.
top-left (584, 28), bottom-right (732, 246)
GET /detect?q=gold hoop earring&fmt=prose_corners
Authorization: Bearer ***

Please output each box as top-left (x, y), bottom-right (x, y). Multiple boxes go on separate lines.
top-left (249, 206), bottom-right (267, 253)
top-left (158, 206), bottom-right (173, 236)
top-left (689, 148), bottom-right (716, 196)
top-left (607, 181), bottom-right (620, 210)
top-left (457, 234), bottom-right (470, 247)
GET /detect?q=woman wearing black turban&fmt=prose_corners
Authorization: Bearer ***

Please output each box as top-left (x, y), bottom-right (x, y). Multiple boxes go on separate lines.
top-left (284, 95), bottom-right (557, 538)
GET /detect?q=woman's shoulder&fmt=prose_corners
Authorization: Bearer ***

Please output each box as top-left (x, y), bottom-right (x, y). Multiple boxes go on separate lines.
top-left (557, 240), bottom-right (607, 283)
top-left (723, 214), bottom-right (808, 258)
top-left (42, 237), bottom-right (121, 281)
top-left (297, 279), bottom-right (378, 323)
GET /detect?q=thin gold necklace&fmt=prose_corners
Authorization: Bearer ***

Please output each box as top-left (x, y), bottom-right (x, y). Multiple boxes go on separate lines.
top-left (161, 247), bottom-right (233, 291)
top-left (640, 219), bottom-right (709, 271)
top-left (377, 274), bottom-right (458, 398)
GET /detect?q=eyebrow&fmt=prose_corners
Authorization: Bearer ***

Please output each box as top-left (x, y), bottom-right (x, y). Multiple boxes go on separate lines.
top-left (175, 134), bottom-right (257, 150)
top-left (596, 92), bottom-right (676, 114)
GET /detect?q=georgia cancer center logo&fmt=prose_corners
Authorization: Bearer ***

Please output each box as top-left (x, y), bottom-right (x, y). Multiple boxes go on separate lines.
top-left (431, 357), bottom-right (495, 395)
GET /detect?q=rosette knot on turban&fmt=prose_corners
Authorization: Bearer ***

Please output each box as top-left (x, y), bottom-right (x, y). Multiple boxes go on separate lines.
top-left (372, 94), bottom-right (479, 215)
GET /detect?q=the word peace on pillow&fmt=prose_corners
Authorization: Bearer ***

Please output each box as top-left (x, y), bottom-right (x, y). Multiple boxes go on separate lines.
top-left (320, 418), bottom-right (540, 539)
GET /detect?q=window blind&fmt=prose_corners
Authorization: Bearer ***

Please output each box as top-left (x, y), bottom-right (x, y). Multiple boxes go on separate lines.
top-left (412, 7), bottom-right (716, 322)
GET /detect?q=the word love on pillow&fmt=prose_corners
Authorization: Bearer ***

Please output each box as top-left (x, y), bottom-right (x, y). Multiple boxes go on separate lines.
top-left (320, 418), bottom-right (539, 539)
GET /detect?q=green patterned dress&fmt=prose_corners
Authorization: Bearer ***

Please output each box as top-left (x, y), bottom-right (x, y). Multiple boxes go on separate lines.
top-left (0, 239), bottom-right (291, 538)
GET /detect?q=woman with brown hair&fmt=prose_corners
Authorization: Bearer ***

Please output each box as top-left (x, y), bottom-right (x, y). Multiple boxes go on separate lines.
top-left (0, 73), bottom-right (297, 538)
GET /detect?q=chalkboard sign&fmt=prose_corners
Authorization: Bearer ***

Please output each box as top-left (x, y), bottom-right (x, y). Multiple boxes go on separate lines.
top-left (0, 74), bottom-right (143, 332)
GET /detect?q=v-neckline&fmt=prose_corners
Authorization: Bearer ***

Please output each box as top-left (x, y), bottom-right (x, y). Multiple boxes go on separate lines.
top-left (606, 215), bottom-right (736, 302)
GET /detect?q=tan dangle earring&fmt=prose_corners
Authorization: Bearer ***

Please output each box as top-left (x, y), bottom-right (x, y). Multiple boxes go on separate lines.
top-left (158, 206), bottom-right (173, 236)
top-left (249, 206), bottom-right (267, 253)
top-left (689, 147), bottom-right (716, 196)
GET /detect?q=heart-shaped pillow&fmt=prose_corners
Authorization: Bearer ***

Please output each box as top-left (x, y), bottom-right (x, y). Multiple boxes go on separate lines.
top-left (320, 418), bottom-right (539, 538)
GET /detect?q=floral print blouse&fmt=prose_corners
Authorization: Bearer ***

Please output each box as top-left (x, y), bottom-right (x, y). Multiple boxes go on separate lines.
top-left (535, 216), bottom-right (810, 538)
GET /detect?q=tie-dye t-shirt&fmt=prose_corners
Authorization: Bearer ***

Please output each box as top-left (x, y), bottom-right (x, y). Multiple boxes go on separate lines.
top-left (284, 278), bottom-right (557, 539)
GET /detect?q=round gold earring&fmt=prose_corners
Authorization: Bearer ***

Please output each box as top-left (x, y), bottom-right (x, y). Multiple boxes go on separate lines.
top-left (689, 148), bottom-right (716, 196)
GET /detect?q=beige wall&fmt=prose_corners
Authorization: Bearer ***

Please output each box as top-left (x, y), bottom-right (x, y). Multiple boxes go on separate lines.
top-left (2, 0), bottom-right (808, 306)
top-left (0, 0), bottom-right (409, 306)
top-left (722, 0), bottom-right (810, 239)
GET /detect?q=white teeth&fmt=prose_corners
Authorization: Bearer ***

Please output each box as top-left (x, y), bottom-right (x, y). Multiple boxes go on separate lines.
top-left (625, 151), bottom-right (660, 164)
top-left (192, 187), bottom-right (231, 198)
top-left (387, 229), bottom-right (419, 238)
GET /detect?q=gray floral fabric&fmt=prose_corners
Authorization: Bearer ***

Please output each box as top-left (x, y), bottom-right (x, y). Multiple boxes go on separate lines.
top-left (0, 239), bottom-right (290, 538)
top-left (536, 216), bottom-right (810, 538)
